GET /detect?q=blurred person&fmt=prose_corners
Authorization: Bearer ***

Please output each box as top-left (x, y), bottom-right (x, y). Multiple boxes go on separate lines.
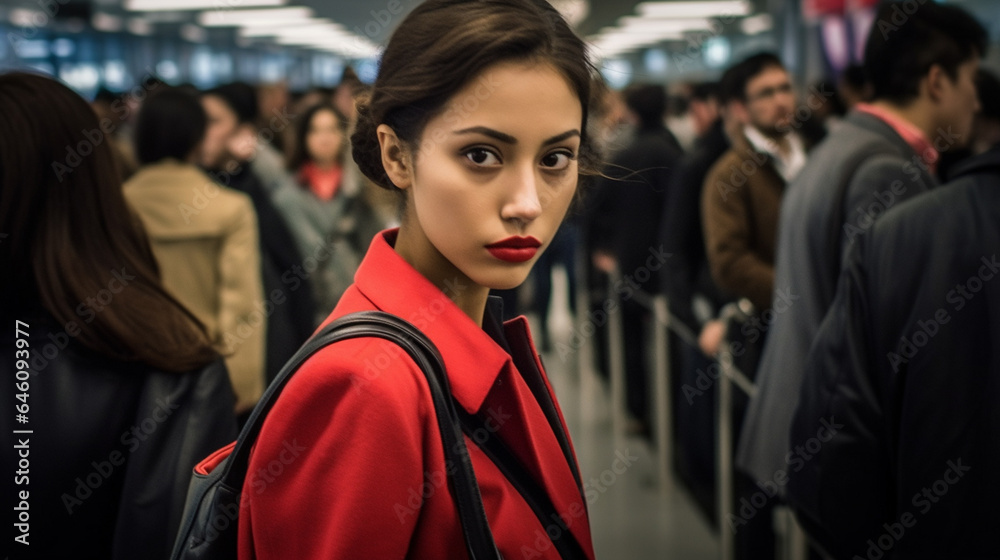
top-left (285, 101), bottom-right (384, 322)
top-left (91, 87), bottom-right (139, 180)
top-left (700, 51), bottom-right (809, 559)
top-left (837, 63), bottom-right (872, 110)
top-left (666, 84), bottom-right (698, 151)
top-left (661, 81), bottom-right (731, 354)
top-left (590, 83), bottom-right (683, 435)
top-left (737, 0), bottom-right (986, 505)
top-left (0, 72), bottom-right (236, 560)
top-left (967, 69), bottom-right (1000, 155)
top-left (579, 79), bottom-right (625, 379)
top-left (256, 81), bottom-right (290, 151)
top-left (658, 80), bottom-right (732, 520)
top-left (800, 80), bottom-right (845, 140)
top-left (702, 52), bottom-right (807, 343)
top-left (124, 86), bottom-right (266, 413)
top-left (788, 144), bottom-right (1000, 559)
top-left (200, 83), bottom-right (318, 386)
top-left (333, 66), bottom-right (363, 128)
top-left (234, 0), bottom-right (598, 557)
top-left (938, 68), bottom-right (1000, 180)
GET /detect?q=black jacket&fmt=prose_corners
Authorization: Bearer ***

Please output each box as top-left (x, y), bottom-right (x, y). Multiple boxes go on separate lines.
top-left (2, 309), bottom-right (237, 559)
top-left (659, 119), bottom-right (731, 335)
top-left (229, 166), bottom-right (317, 384)
top-left (787, 147), bottom-right (1000, 559)
top-left (590, 125), bottom-right (683, 293)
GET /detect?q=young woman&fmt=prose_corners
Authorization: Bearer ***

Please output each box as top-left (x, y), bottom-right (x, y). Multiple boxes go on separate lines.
top-left (237, 0), bottom-right (599, 557)
top-left (284, 101), bottom-right (385, 323)
top-left (0, 72), bottom-right (237, 559)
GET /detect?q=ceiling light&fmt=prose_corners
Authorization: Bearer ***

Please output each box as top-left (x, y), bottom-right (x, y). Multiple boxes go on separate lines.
top-left (125, 0), bottom-right (284, 12)
top-left (127, 18), bottom-right (153, 35)
top-left (618, 17), bottom-right (713, 32)
top-left (198, 6), bottom-right (312, 26)
top-left (740, 13), bottom-right (773, 35)
top-left (636, 1), bottom-right (751, 19)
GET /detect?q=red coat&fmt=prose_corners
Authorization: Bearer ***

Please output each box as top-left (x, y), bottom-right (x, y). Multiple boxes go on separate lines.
top-left (238, 229), bottom-right (595, 559)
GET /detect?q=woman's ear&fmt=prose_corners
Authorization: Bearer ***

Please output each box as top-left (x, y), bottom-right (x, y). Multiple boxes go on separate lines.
top-left (377, 124), bottom-right (412, 190)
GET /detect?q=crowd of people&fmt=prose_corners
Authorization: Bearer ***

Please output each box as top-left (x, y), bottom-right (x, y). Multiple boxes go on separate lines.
top-left (577, 1), bottom-right (997, 559)
top-left (2, 0), bottom-right (999, 558)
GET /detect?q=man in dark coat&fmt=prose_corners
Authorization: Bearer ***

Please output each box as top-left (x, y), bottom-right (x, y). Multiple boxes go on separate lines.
top-left (661, 82), bottom-right (731, 347)
top-left (787, 145), bottom-right (1000, 559)
top-left (736, 1), bottom-right (987, 489)
top-left (658, 81), bottom-right (731, 519)
top-left (590, 83), bottom-right (682, 434)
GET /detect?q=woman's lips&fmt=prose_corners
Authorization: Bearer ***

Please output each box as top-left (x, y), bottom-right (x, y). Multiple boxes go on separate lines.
top-left (486, 236), bottom-right (542, 263)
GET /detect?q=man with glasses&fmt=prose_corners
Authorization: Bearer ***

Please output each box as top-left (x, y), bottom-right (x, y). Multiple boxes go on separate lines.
top-left (701, 52), bottom-right (807, 357)
top-left (700, 51), bottom-right (810, 559)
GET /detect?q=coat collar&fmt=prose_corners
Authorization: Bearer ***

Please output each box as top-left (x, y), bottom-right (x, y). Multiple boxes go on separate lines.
top-left (352, 229), bottom-right (510, 414)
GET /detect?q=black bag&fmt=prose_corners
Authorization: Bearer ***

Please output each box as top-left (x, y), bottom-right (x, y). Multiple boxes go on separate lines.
top-left (169, 311), bottom-right (502, 560)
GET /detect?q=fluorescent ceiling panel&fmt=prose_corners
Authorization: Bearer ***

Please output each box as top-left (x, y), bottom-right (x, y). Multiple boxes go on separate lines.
top-left (199, 6), bottom-right (312, 26)
top-left (126, 0), bottom-right (284, 11)
top-left (636, 1), bottom-right (751, 19)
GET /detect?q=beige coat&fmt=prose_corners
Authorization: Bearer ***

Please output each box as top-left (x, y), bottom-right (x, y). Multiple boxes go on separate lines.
top-left (124, 160), bottom-right (265, 410)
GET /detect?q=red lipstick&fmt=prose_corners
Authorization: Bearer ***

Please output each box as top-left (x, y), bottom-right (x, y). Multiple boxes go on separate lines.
top-left (485, 236), bottom-right (542, 263)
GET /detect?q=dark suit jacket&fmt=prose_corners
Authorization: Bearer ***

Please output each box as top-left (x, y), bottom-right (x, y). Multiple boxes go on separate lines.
top-left (660, 119), bottom-right (731, 335)
top-left (789, 147), bottom-right (1000, 559)
top-left (736, 110), bottom-right (939, 485)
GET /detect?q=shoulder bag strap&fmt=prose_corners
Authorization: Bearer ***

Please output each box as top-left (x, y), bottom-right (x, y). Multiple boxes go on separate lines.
top-left (456, 408), bottom-right (589, 560)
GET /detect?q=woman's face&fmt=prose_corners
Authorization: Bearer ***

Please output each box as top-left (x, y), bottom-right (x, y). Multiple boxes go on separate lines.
top-left (391, 61), bottom-right (582, 291)
top-left (306, 109), bottom-right (344, 166)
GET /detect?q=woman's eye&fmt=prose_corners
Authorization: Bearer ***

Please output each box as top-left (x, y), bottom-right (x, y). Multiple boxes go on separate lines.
top-left (464, 148), bottom-right (501, 166)
top-left (541, 151), bottom-right (574, 170)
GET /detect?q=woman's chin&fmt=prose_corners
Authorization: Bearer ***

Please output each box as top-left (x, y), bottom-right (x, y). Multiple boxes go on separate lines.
top-left (475, 268), bottom-right (532, 292)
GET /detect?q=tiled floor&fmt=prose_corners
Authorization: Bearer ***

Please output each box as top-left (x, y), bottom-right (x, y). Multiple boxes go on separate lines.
top-left (528, 267), bottom-right (719, 559)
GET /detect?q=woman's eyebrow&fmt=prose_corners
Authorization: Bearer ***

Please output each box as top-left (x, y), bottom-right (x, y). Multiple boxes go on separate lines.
top-left (452, 126), bottom-right (581, 146)
top-left (453, 126), bottom-right (517, 144)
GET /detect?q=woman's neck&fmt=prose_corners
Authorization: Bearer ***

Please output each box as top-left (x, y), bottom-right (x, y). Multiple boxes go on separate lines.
top-left (394, 221), bottom-right (490, 326)
top-left (311, 159), bottom-right (339, 171)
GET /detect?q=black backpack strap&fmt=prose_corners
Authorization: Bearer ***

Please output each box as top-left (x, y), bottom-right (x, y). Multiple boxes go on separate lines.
top-left (223, 311), bottom-right (501, 560)
top-left (456, 408), bottom-right (589, 560)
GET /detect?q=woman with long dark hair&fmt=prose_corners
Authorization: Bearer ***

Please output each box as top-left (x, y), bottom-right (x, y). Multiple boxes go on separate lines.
top-left (236, 0), bottom-right (599, 557)
top-left (0, 72), bottom-right (237, 560)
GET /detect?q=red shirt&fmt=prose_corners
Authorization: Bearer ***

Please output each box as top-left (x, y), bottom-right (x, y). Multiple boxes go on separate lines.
top-left (297, 161), bottom-right (343, 201)
top-left (238, 229), bottom-right (595, 559)
top-left (855, 103), bottom-right (939, 175)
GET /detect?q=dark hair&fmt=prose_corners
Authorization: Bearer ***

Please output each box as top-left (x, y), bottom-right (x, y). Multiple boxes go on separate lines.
top-left (134, 87), bottom-right (207, 164)
top-left (976, 69), bottom-right (1000, 122)
top-left (204, 81), bottom-right (258, 124)
top-left (287, 102), bottom-right (349, 171)
top-left (841, 64), bottom-right (868, 91)
top-left (690, 81), bottom-right (720, 102)
top-left (351, 0), bottom-right (598, 192)
top-left (623, 84), bottom-right (667, 128)
top-left (719, 52), bottom-right (785, 104)
top-left (0, 72), bottom-right (217, 373)
top-left (863, 2), bottom-right (987, 105)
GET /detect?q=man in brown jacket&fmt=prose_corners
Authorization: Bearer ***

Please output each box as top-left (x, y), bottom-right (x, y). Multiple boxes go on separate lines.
top-left (701, 52), bottom-right (807, 355)
top-left (699, 52), bottom-right (809, 559)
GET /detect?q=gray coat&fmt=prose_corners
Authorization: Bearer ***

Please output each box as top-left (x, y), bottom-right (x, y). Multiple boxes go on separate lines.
top-left (735, 110), bottom-right (939, 486)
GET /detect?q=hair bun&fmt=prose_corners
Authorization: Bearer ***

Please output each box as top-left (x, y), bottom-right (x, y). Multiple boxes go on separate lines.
top-left (351, 96), bottom-right (395, 191)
